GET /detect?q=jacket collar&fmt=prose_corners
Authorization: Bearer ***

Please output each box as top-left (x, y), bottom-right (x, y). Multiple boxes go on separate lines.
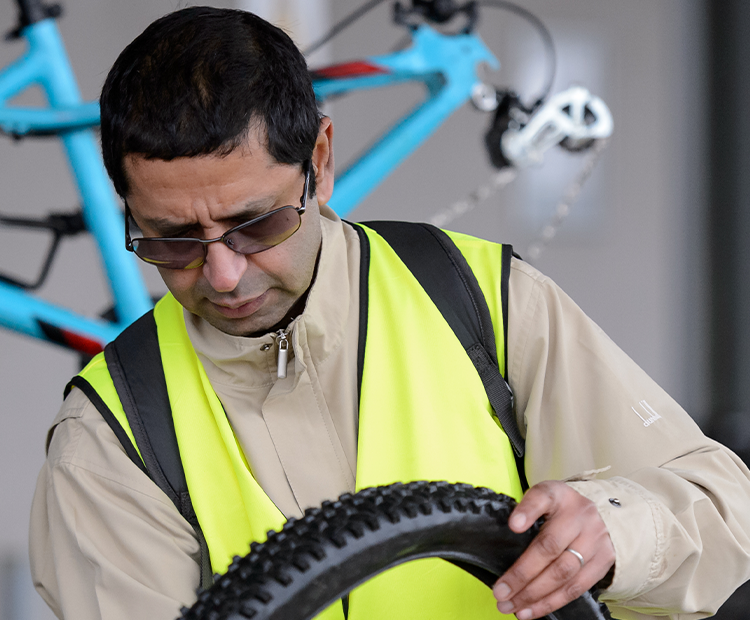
top-left (183, 206), bottom-right (356, 388)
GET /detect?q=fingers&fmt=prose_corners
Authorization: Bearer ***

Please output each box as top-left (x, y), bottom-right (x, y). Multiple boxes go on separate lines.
top-left (492, 481), bottom-right (615, 620)
top-left (506, 481), bottom-right (558, 533)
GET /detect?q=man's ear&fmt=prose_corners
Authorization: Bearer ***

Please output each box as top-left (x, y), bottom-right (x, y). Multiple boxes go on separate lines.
top-left (311, 116), bottom-right (334, 205)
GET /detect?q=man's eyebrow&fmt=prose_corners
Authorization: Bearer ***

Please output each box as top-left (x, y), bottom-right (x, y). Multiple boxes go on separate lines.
top-left (216, 200), bottom-right (277, 224)
top-left (141, 218), bottom-right (198, 238)
top-left (139, 198), bottom-right (278, 237)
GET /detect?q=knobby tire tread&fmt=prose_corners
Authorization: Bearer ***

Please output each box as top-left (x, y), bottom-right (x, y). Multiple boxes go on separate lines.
top-left (180, 481), bottom-right (611, 620)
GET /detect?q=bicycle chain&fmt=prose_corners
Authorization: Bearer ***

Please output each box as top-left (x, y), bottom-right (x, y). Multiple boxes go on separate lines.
top-left (428, 138), bottom-right (609, 263)
top-left (428, 168), bottom-right (518, 229)
top-left (525, 138), bottom-right (609, 261)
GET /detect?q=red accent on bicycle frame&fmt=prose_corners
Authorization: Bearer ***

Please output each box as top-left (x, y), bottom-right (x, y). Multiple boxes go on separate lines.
top-left (63, 331), bottom-right (104, 356)
top-left (37, 319), bottom-right (104, 356)
top-left (311, 61), bottom-right (388, 80)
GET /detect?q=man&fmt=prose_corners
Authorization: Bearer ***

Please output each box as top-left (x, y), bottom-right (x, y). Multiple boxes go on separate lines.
top-left (29, 6), bottom-right (750, 620)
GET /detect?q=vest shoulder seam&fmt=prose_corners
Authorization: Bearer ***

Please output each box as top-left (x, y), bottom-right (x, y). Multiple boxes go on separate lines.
top-left (47, 456), bottom-right (181, 509)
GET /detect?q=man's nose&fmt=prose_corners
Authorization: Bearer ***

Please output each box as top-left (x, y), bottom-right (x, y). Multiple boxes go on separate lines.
top-left (202, 241), bottom-right (248, 292)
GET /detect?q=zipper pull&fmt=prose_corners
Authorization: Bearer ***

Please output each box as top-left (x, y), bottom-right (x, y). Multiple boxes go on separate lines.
top-left (275, 330), bottom-right (289, 379)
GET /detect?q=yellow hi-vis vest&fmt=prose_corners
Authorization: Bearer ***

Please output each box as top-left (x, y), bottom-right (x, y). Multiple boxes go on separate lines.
top-left (77, 224), bottom-right (522, 620)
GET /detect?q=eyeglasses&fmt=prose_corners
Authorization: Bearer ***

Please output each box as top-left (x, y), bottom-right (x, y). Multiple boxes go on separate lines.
top-left (125, 160), bottom-right (311, 270)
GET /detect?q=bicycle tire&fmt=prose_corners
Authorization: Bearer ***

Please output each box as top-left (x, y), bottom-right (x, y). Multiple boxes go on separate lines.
top-left (181, 481), bottom-right (611, 620)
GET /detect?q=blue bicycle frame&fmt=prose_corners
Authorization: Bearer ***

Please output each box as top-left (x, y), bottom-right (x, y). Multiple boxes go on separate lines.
top-left (0, 2), bottom-right (498, 354)
top-left (313, 24), bottom-right (497, 215)
top-left (0, 8), bottom-right (151, 354)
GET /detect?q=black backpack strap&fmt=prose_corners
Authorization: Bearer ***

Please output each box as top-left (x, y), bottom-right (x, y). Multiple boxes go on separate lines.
top-left (64, 311), bottom-right (213, 589)
top-left (104, 313), bottom-right (183, 506)
top-left (356, 221), bottom-right (527, 485)
top-left (353, 224), bottom-right (370, 402)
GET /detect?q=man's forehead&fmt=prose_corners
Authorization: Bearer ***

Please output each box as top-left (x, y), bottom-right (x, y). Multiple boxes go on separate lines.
top-left (122, 124), bottom-right (273, 187)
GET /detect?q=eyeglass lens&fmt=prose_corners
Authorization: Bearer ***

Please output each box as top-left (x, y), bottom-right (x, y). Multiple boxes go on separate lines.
top-left (132, 206), bottom-right (302, 269)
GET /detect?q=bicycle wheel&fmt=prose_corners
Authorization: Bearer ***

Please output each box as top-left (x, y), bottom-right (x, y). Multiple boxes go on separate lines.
top-left (181, 481), bottom-right (611, 620)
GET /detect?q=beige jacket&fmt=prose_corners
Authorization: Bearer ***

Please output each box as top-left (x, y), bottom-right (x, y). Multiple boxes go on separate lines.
top-left (30, 208), bottom-right (750, 620)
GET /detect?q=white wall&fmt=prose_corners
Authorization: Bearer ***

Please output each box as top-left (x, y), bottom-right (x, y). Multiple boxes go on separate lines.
top-left (0, 1), bottom-right (707, 618)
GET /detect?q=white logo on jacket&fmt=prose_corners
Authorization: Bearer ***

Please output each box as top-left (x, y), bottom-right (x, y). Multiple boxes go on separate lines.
top-left (631, 400), bottom-right (662, 427)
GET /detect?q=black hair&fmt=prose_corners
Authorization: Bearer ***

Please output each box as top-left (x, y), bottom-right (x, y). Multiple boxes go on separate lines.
top-left (100, 6), bottom-right (320, 198)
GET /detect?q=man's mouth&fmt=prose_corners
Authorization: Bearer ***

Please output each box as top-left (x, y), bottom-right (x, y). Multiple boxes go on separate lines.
top-left (210, 291), bottom-right (269, 318)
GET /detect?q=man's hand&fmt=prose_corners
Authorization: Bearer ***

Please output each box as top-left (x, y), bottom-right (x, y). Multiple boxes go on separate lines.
top-left (492, 480), bottom-right (615, 619)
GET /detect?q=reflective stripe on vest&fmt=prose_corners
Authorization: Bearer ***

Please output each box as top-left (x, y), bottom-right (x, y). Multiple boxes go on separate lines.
top-left (79, 225), bottom-right (521, 620)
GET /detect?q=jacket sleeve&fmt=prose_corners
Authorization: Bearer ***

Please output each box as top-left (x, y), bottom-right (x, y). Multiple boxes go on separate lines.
top-left (29, 387), bottom-right (201, 620)
top-left (506, 258), bottom-right (750, 620)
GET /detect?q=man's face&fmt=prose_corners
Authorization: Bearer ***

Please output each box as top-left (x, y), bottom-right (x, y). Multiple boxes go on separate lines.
top-left (124, 130), bottom-right (323, 337)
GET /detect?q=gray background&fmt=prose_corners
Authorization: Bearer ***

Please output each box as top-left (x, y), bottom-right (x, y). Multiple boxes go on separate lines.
top-left (0, 0), bottom-right (716, 618)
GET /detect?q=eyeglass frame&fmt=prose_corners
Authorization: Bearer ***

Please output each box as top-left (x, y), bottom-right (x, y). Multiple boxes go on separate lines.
top-left (124, 159), bottom-right (312, 269)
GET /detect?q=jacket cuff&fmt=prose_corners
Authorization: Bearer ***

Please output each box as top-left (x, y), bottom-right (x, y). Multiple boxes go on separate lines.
top-left (566, 477), bottom-right (664, 601)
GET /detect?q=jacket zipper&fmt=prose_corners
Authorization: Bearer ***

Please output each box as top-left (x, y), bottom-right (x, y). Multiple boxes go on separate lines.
top-left (275, 330), bottom-right (289, 379)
